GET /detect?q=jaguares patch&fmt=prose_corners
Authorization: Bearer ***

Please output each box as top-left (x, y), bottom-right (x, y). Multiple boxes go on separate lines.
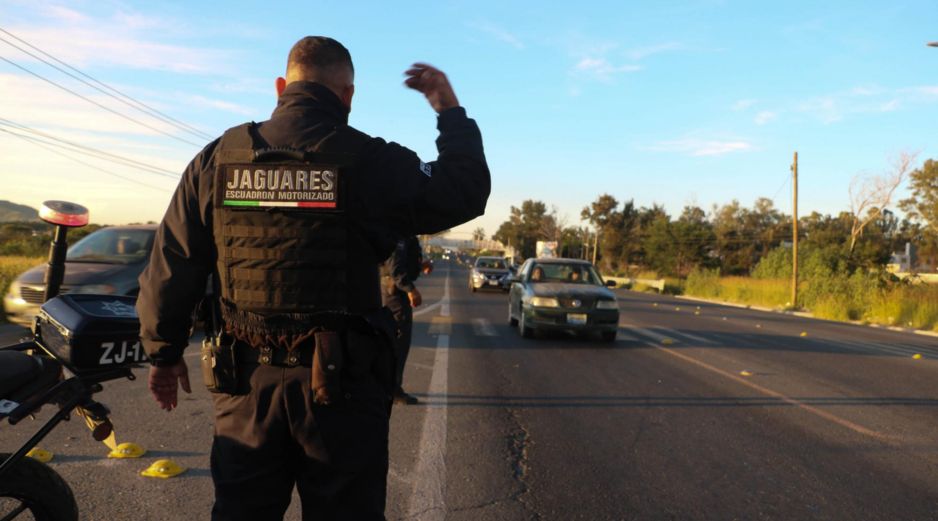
top-left (218, 163), bottom-right (340, 210)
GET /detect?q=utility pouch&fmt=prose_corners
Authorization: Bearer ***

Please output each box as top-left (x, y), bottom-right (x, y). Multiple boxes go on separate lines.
top-left (345, 330), bottom-right (376, 379)
top-left (311, 331), bottom-right (343, 405)
top-left (201, 334), bottom-right (238, 394)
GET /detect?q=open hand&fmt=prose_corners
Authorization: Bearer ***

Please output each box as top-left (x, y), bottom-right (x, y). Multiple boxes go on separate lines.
top-left (404, 63), bottom-right (459, 113)
top-left (408, 288), bottom-right (423, 307)
top-left (148, 359), bottom-right (191, 411)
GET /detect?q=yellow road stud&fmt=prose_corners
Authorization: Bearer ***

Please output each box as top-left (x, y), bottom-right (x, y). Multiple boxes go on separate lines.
top-left (800, 331), bottom-right (808, 337)
top-left (108, 442), bottom-right (146, 459)
top-left (913, 353), bottom-right (923, 360)
top-left (26, 448), bottom-right (53, 463)
top-left (141, 459), bottom-right (186, 479)
top-left (694, 311), bottom-right (700, 316)
top-left (661, 338), bottom-right (674, 345)
top-left (675, 307), bottom-right (681, 311)
top-left (739, 370), bottom-right (753, 377)
top-left (755, 324), bottom-right (762, 328)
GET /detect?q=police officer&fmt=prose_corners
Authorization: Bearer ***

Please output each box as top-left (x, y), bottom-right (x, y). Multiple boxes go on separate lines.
top-left (381, 236), bottom-right (428, 405)
top-left (137, 36), bottom-right (489, 521)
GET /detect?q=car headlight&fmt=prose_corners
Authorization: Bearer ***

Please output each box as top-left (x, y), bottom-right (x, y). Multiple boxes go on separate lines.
top-left (69, 284), bottom-right (117, 295)
top-left (530, 297), bottom-right (559, 308)
top-left (472, 272), bottom-right (484, 280)
top-left (596, 299), bottom-right (618, 310)
top-left (6, 280), bottom-right (21, 298)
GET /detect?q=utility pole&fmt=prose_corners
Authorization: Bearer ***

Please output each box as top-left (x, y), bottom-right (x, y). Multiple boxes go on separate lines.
top-left (591, 228), bottom-right (599, 265)
top-left (791, 151), bottom-right (799, 309)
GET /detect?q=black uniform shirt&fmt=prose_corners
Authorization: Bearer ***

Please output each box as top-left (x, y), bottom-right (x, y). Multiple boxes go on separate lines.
top-left (137, 81), bottom-right (489, 365)
top-left (382, 236), bottom-right (423, 294)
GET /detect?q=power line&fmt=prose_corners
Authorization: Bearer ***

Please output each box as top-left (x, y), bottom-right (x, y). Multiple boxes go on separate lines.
top-left (0, 117), bottom-right (179, 178)
top-left (0, 54), bottom-right (203, 147)
top-left (0, 27), bottom-right (213, 141)
top-left (0, 126), bottom-right (170, 192)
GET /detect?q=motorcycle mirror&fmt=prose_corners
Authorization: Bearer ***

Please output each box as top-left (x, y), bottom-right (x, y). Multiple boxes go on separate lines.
top-left (39, 200), bottom-right (89, 228)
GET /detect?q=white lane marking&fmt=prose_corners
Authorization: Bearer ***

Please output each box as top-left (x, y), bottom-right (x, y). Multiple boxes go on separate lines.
top-left (671, 330), bottom-right (717, 345)
top-left (440, 270), bottom-right (450, 317)
top-left (614, 329), bottom-right (640, 342)
top-left (471, 318), bottom-right (497, 337)
top-left (412, 266), bottom-right (451, 317)
top-left (826, 338), bottom-right (934, 360)
top-left (413, 300), bottom-right (443, 317)
top-left (407, 269), bottom-right (450, 520)
top-left (622, 324), bottom-right (716, 346)
top-left (625, 325), bottom-right (677, 344)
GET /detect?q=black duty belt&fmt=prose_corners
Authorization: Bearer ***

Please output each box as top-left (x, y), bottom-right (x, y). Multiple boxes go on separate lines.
top-left (235, 342), bottom-right (314, 367)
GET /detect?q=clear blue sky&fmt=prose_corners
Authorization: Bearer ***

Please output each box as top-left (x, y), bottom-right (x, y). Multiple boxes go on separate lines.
top-left (1, 0), bottom-right (936, 239)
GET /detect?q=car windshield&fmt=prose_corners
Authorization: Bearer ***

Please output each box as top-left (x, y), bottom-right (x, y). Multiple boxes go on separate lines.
top-left (67, 228), bottom-right (154, 265)
top-left (476, 258), bottom-right (507, 270)
top-left (529, 263), bottom-right (602, 285)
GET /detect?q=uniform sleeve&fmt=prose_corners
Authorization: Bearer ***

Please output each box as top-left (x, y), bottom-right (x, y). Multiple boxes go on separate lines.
top-left (389, 241), bottom-right (416, 293)
top-left (362, 107), bottom-right (490, 236)
top-left (136, 141), bottom-right (218, 366)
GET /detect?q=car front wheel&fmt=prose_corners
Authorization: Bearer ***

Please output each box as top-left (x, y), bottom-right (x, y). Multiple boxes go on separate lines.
top-left (508, 299), bottom-right (518, 326)
top-left (601, 330), bottom-right (617, 342)
top-left (518, 306), bottom-right (533, 339)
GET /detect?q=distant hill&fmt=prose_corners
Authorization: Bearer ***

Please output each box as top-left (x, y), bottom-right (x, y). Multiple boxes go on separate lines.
top-left (0, 201), bottom-right (39, 222)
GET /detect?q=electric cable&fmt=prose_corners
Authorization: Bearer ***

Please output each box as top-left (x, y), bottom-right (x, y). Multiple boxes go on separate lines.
top-left (0, 55), bottom-right (202, 147)
top-left (0, 117), bottom-right (179, 178)
top-left (0, 126), bottom-right (171, 192)
top-left (0, 27), bottom-right (213, 141)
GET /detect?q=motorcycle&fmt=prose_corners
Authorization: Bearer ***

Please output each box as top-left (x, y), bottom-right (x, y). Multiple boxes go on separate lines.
top-left (0, 201), bottom-right (147, 520)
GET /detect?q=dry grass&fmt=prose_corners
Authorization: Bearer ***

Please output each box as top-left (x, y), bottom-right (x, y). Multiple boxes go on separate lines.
top-left (685, 271), bottom-right (938, 331)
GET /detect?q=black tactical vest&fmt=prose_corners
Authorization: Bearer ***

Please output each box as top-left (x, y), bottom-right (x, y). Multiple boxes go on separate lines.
top-left (212, 123), bottom-right (381, 342)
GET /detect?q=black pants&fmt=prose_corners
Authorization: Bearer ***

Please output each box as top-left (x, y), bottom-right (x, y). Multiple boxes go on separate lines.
top-left (210, 341), bottom-right (392, 521)
top-left (382, 289), bottom-right (413, 389)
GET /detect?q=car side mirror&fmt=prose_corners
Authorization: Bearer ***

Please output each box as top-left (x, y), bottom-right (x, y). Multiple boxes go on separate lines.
top-left (605, 280), bottom-right (617, 288)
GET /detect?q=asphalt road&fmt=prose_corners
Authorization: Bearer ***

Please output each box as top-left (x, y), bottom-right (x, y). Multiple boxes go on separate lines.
top-left (3, 260), bottom-right (938, 520)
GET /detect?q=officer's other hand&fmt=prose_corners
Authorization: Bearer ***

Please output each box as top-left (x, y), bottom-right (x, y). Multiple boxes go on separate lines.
top-left (149, 359), bottom-right (192, 411)
top-left (408, 288), bottom-right (423, 307)
top-left (422, 260), bottom-right (433, 275)
top-left (404, 63), bottom-right (459, 113)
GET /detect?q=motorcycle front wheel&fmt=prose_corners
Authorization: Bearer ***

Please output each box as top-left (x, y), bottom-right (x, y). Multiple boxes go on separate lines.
top-left (0, 453), bottom-right (78, 521)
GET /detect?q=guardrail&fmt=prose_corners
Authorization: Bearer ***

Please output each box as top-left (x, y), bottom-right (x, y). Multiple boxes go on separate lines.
top-left (604, 276), bottom-right (666, 292)
top-left (893, 272), bottom-right (938, 284)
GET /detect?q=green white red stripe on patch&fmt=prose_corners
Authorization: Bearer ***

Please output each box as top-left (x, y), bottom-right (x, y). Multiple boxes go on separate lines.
top-left (223, 200), bottom-right (337, 208)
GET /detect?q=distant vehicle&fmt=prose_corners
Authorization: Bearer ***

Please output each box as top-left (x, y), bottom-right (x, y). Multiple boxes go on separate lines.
top-left (507, 257), bottom-right (619, 341)
top-left (536, 240), bottom-right (558, 258)
top-left (3, 225), bottom-right (156, 327)
top-left (469, 256), bottom-right (511, 292)
top-left (442, 248), bottom-right (453, 260)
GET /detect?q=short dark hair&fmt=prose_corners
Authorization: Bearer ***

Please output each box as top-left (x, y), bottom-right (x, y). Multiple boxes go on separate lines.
top-left (287, 36), bottom-right (354, 82)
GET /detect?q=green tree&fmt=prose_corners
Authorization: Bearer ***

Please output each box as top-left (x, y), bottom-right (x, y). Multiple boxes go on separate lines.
top-left (493, 200), bottom-right (558, 258)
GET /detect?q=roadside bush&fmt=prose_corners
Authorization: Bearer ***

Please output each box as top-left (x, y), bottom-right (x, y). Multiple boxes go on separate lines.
top-left (684, 268), bottom-right (721, 299)
top-left (631, 282), bottom-right (654, 293)
top-left (662, 277), bottom-right (684, 295)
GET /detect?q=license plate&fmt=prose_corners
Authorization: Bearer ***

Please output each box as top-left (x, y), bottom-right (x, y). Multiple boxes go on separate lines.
top-left (488, 280), bottom-right (499, 286)
top-left (98, 340), bottom-right (148, 366)
top-left (567, 313), bottom-right (588, 325)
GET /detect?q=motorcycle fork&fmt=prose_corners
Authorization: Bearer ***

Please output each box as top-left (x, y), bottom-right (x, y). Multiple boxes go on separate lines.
top-left (0, 380), bottom-right (86, 479)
